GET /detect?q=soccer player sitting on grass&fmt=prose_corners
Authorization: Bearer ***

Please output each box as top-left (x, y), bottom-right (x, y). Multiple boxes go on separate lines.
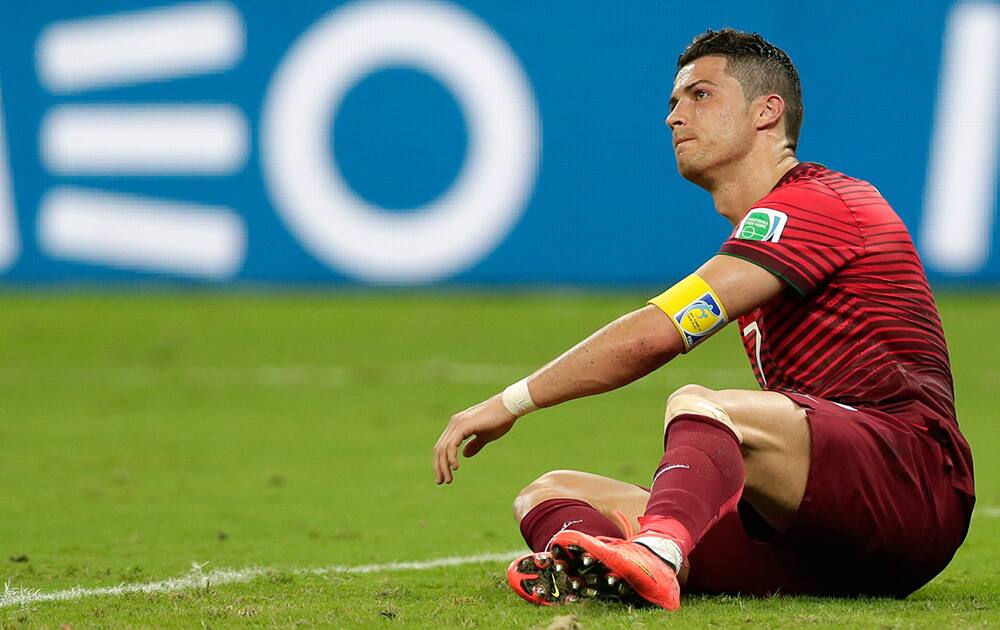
top-left (433, 29), bottom-right (975, 610)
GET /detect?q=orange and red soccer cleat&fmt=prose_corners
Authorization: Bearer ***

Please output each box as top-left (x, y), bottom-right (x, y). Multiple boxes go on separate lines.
top-left (547, 530), bottom-right (681, 610)
top-left (547, 512), bottom-right (681, 611)
top-left (506, 551), bottom-right (584, 605)
top-left (508, 511), bottom-right (681, 610)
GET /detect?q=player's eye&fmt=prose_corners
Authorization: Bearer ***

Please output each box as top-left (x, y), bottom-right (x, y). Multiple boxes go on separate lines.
top-left (695, 90), bottom-right (709, 100)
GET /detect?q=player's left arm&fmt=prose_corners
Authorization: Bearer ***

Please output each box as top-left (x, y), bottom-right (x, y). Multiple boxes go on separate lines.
top-left (433, 255), bottom-right (783, 484)
top-left (526, 254), bottom-right (784, 405)
top-left (694, 254), bottom-right (785, 320)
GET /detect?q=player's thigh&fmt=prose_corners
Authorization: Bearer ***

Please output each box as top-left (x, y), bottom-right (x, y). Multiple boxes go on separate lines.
top-left (513, 470), bottom-right (649, 534)
top-left (668, 385), bottom-right (810, 528)
top-left (688, 393), bottom-right (970, 597)
top-left (778, 395), bottom-right (971, 595)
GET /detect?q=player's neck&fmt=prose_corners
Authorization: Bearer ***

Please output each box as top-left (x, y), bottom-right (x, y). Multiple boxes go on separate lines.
top-left (709, 153), bottom-right (799, 226)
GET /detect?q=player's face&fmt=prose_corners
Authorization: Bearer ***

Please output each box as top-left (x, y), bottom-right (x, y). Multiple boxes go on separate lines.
top-left (666, 56), bottom-right (756, 184)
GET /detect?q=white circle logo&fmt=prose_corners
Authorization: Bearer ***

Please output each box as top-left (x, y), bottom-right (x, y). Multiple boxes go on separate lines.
top-left (261, 0), bottom-right (541, 283)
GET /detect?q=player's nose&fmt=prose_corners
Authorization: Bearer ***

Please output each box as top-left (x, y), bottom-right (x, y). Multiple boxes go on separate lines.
top-left (665, 104), bottom-right (684, 129)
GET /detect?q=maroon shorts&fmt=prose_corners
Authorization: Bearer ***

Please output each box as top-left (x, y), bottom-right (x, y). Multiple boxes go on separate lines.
top-left (685, 393), bottom-right (974, 598)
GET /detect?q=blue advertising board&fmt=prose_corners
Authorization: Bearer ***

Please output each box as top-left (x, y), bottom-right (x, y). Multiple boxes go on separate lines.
top-left (0, 1), bottom-right (992, 285)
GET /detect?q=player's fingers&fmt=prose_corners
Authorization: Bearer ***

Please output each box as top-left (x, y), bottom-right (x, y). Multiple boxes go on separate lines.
top-left (436, 446), bottom-right (449, 484)
top-left (441, 429), bottom-right (459, 483)
top-left (433, 439), bottom-right (440, 483)
top-left (442, 440), bottom-right (456, 483)
top-left (434, 430), bottom-right (452, 484)
top-left (433, 443), bottom-right (445, 484)
top-left (445, 446), bottom-right (455, 483)
top-left (447, 432), bottom-right (461, 472)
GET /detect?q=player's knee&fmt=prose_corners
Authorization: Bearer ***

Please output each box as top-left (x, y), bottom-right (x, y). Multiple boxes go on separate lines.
top-left (664, 384), bottom-right (743, 443)
top-left (513, 470), bottom-right (587, 521)
top-left (668, 383), bottom-right (714, 402)
top-left (664, 384), bottom-right (717, 430)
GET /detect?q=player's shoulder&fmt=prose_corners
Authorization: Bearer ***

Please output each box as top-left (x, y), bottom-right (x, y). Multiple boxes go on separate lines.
top-left (738, 163), bottom-right (863, 240)
top-left (765, 162), bottom-right (869, 206)
top-left (770, 163), bottom-right (888, 209)
top-left (774, 163), bottom-right (903, 229)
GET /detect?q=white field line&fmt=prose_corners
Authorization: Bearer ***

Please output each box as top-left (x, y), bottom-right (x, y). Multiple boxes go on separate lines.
top-left (0, 361), bottom-right (751, 390)
top-left (0, 550), bottom-right (522, 609)
top-left (419, 359), bottom-right (529, 385)
top-left (4, 506), bottom-right (998, 609)
top-left (0, 365), bottom-right (355, 388)
top-left (980, 370), bottom-right (1000, 385)
top-left (0, 361), bottom-right (527, 389)
top-left (422, 361), bottom-right (750, 387)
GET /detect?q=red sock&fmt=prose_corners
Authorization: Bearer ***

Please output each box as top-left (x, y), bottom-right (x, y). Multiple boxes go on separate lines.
top-left (519, 498), bottom-right (624, 552)
top-left (640, 414), bottom-right (744, 558)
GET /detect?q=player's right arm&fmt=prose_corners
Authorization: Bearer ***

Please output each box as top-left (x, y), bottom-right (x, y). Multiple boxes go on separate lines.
top-left (433, 254), bottom-right (783, 484)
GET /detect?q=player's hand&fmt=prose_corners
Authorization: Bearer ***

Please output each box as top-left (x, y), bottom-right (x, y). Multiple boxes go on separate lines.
top-left (434, 394), bottom-right (517, 484)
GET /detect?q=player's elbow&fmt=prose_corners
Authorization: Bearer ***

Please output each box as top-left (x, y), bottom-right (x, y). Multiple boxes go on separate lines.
top-left (613, 325), bottom-right (677, 377)
top-left (631, 333), bottom-right (676, 371)
top-left (633, 305), bottom-right (684, 362)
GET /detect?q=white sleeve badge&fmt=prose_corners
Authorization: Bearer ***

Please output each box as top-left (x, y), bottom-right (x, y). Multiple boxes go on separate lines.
top-left (736, 208), bottom-right (787, 243)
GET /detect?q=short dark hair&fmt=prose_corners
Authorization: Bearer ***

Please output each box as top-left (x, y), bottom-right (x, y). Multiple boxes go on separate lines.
top-left (677, 29), bottom-right (803, 150)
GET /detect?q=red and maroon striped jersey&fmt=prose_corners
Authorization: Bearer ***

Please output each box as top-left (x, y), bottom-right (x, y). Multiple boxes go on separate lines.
top-left (719, 162), bottom-right (972, 494)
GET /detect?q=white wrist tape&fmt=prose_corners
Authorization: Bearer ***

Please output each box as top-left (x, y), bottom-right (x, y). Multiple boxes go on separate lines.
top-left (501, 378), bottom-right (539, 417)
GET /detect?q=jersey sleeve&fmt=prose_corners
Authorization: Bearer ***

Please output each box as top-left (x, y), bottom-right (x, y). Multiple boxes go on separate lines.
top-left (719, 183), bottom-right (865, 296)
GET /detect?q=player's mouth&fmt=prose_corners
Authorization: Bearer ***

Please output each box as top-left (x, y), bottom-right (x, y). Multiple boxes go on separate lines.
top-left (673, 137), bottom-right (695, 148)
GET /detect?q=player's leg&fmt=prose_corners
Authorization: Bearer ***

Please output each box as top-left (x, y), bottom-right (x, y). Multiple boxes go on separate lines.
top-left (507, 471), bottom-right (657, 605)
top-left (548, 385), bottom-right (973, 602)
top-left (511, 471), bottom-right (701, 575)
top-left (658, 384), bottom-right (811, 533)
top-left (547, 383), bottom-right (811, 609)
top-left (513, 470), bottom-right (648, 546)
top-left (730, 392), bottom-right (972, 597)
top-left (509, 383), bottom-right (810, 547)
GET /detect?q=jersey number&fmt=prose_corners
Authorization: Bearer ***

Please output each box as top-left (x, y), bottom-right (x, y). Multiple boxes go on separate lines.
top-left (742, 321), bottom-right (767, 388)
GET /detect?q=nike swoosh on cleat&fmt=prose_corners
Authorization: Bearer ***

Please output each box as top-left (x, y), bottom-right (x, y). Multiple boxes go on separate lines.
top-left (627, 557), bottom-right (654, 579)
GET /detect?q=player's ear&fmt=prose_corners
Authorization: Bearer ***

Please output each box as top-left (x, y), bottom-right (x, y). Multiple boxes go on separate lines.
top-left (754, 94), bottom-right (786, 132)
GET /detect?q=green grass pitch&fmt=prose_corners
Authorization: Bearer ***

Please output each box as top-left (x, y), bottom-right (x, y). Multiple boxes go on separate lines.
top-left (0, 291), bottom-right (997, 628)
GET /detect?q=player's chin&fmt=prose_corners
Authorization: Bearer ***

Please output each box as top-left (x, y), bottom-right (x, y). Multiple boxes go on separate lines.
top-left (674, 157), bottom-right (706, 183)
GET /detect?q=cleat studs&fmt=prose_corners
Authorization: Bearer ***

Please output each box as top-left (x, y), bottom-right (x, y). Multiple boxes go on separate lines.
top-left (553, 560), bottom-right (567, 573)
top-left (581, 553), bottom-right (595, 567)
top-left (569, 578), bottom-right (582, 591)
top-left (585, 574), bottom-right (598, 587)
top-left (518, 558), bottom-right (535, 573)
top-left (606, 575), bottom-right (618, 586)
top-left (532, 584), bottom-right (548, 599)
top-left (584, 587), bottom-right (598, 598)
top-left (551, 545), bottom-right (565, 559)
top-left (533, 554), bottom-right (551, 570)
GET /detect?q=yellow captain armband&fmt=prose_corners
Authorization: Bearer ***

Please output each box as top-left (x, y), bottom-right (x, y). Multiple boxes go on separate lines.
top-left (648, 274), bottom-right (729, 353)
